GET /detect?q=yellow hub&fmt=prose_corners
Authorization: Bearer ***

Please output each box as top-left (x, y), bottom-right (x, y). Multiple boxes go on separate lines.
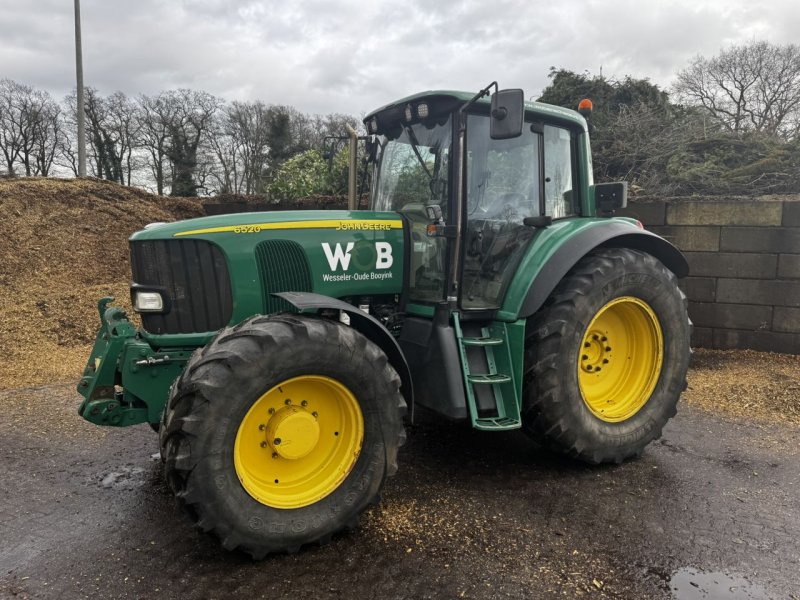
top-left (266, 406), bottom-right (321, 460)
top-left (578, 296), bottom-right (663, 423)
top-left (234, 375), bottom-right (364, 509)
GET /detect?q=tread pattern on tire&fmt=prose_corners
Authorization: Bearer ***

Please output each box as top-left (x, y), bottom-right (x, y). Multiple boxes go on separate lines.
top-left (159, 313), bottom-right (406, 557)
top-left (522, 248), bottom-right (691, 465)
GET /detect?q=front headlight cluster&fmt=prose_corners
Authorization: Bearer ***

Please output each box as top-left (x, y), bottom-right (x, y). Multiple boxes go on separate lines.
top-left (133, 290), bottom-right (165, 313)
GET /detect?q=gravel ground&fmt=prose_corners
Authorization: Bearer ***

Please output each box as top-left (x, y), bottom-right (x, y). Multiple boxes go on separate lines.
top-left (1, 349), bottom-right (799, 600)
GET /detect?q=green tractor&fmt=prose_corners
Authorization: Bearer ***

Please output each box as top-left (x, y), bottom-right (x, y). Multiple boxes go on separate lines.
top-left (78, 84), bottom-right (690, 558)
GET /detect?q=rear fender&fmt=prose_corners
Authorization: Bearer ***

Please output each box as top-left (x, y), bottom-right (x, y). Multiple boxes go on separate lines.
top-left (515, 223), bottom-right (688, 319)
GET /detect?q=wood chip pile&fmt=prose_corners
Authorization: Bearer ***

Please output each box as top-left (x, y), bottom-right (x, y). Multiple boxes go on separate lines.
top-left (0, 177), bottom-right (203, 388)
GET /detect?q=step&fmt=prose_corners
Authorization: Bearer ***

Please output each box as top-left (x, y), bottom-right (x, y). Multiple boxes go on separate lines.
top-left (461, 336), bottom-right (504, 347)
top-left (467, 373), bottom-right (512, 385)
top-left (473, 416), bottom-right (522, 431)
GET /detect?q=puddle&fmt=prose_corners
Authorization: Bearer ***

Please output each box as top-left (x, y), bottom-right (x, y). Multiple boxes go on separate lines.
top-left (98, 466), bottom-right (146, 490)
top-left (670, 568), bottom-right (770, 599)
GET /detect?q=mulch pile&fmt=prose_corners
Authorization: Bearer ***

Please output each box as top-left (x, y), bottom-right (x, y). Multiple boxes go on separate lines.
top-left (684, 348), bottom-right (800, 425)
top-left (0, 177), bottom-right (797, 426)
top-left (0, 177), bottom-right (204, 388)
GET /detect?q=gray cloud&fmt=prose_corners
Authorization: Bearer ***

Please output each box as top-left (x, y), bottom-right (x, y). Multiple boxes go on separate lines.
top-left (0, 0), bottom-right (795, 115)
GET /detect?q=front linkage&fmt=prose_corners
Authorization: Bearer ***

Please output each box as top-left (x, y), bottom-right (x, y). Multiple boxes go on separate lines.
top-left (77, 297), bottom-right (191, 427)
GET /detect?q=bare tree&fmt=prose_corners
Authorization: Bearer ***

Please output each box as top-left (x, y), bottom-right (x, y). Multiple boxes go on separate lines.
top-left (206, 111), bottom-right (242, 194)
top-left (229, 101), bottom-right (272, 193)
top-left (0, 81), bottom-right (62, 176)
top-left (0, 79), bottom-right (29, 176)
top-left (159, 89), bottom-right (221, 196)
top-left (674, 41), bottom-right (800, 138)
top-left (104, 91), bottom-right (140, 185)
top-left (62, 89), bottom-right (140, 184)
top-left (137, 93), bottom-right (173, 195)
top-left (16, 88), bottom-right (46, 176)
top-left (31, 95), bottom-right (63, 176)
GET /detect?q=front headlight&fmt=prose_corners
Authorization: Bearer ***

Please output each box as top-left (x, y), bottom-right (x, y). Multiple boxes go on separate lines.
top-left (133, 291), bottom-right (164, 312)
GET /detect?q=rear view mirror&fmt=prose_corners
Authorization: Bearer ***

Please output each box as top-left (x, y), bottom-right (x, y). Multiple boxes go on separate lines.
top-left (490, 89), bottom-right (524, 140)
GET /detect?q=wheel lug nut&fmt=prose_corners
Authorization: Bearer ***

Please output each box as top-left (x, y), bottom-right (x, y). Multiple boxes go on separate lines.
top-left (601, 336), bottom-right (607, 342)
top-left (586, 365), bottom-right (593, 371)
top-left (595, 367), bottom-right (601, 372)
top-left (603, 359), bottom-right (609, 364)
top-left (258, 424), bottom-right (265, 431)
top-left (606, 346), bottom-right (612, 352)
top-left (301, 400), bottom-right (308, 407)
top-left (260, 441), bottom-right (267, 448)
top-left (284, 399), bottom-right (291, 405)
top-left (268, 408), bottom-right (275, 414)
top-left (581, 354), bottom-right (588, 360)
top-left (273, 438), bottom-right (282, 445)
top-left (312, 412), bottom-right (318, 418)
top-left (271, 452), bottom-right (278, 459)
top-left (584, 342), bottom-right (591, 348)
top-left (592, 334), bottom-right (599, 341)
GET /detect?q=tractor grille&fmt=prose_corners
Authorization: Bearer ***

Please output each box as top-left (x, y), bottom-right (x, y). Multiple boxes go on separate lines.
top-left (130, 239), bottom-right (233, 334)
top-left (255, 239), bottom-right (312, 314)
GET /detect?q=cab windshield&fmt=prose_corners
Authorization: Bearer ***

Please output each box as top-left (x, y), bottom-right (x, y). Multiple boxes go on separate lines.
top-left (372, 117), bottom-right (453, 303)
top-left (372, 117), bottom-right (453, 214)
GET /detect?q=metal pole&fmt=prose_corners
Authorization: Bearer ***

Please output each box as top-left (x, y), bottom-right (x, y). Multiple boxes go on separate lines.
top-left (345, 124), bottom-right (358, 210)
top-left (74, 0), bottom-right (86, 177)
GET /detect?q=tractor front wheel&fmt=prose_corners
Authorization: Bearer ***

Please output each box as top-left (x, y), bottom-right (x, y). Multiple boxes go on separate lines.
top-left (522, 248), bottom-right (690, 464)
top-left (159, 314), bottom-right (406, 557)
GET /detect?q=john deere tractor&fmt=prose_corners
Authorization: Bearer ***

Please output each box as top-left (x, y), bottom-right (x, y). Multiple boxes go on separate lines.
top-left (78, 84), bottom-right (690, 557)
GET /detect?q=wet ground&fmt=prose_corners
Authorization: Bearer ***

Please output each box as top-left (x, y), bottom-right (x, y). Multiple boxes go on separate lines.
top-left (1, 384), bottom-right (798, 599)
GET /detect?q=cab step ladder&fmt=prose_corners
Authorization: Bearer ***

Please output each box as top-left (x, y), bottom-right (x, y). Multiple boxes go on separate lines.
top-left (453, 313), bottom-right (521, 431)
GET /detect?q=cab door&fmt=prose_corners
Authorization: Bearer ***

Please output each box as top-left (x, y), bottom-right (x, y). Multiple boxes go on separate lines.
top-left (460, 115), bottom-right (541, 309)
top-left (460, 117), bottom-right (581, 310)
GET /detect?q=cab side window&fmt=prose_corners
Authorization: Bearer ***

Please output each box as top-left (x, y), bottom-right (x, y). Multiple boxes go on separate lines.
top-left (543, 125), bottom-right (578, 219)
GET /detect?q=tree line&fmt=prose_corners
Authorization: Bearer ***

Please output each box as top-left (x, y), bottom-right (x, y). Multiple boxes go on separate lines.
top-left (538, 40), bottom-right (800, 196)
top-left (0, 81), bottom-right (359, 198)
top-left (2, 40), bottom-right (799, 198)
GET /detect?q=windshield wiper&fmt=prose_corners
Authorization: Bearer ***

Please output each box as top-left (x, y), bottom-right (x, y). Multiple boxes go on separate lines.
top-left (403, 124), bottom-right (433, 182)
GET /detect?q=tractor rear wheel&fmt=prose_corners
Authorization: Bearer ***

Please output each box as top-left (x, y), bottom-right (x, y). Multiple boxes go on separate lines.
top-left (159, 314), bottom-right (406, 558)
top-left (522, 248), bottom-right (690, 464)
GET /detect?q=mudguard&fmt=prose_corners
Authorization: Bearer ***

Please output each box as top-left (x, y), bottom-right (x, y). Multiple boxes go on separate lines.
top-left (517, 223), bottom-right (688, 319)
top-left (275, 292), bottom-right (414, 419)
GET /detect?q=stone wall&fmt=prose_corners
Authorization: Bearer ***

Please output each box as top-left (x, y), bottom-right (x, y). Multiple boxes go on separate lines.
top-left (618, 196), bottom-right (800, 354)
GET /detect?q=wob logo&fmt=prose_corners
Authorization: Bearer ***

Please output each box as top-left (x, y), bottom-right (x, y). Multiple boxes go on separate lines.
top-left (321, 242), bottom-right (393, 272)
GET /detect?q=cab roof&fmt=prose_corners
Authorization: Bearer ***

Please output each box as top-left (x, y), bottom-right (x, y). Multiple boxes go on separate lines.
top-left (363, 90), bottom-right (588, 132)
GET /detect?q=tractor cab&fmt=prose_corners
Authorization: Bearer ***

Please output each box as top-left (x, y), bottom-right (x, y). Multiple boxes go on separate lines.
top-left (366, 88), bottom-right (587, 312)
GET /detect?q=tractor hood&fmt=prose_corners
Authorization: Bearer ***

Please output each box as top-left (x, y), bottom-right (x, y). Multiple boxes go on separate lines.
top-left (130, 210), bottom-right (400, 241)
top-left (127, 209), bottom-right (406, 339)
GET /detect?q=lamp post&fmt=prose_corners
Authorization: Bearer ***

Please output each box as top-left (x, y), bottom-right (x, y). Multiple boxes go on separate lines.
top-left (74, 0), bottom-right (86, 177)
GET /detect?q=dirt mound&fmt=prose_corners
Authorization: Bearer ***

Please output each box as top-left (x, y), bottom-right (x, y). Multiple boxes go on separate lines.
top-left (0, 177), bottom-right (204, 388)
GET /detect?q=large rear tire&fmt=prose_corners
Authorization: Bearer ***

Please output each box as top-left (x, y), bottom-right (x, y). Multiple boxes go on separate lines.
top-left (159, 314), bottom-right (406, 558)
top-left (522, 248), bottom-right (690, 464)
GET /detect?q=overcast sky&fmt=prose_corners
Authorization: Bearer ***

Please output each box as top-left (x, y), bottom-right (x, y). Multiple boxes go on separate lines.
top-left (1, 0), bottom-right (797, 116)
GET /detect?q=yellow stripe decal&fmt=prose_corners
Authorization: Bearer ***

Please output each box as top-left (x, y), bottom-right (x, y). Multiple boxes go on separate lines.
top-left (174, 219), bottom-right (404, 237)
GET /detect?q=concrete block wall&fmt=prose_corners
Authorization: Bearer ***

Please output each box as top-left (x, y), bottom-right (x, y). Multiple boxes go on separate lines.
top-left (618, 196), bottom-right (800, 354)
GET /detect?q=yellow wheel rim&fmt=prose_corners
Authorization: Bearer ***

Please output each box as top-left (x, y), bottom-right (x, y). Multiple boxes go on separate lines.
top-left (234, 375), bottom-right (364, 509)
top-left (578, 296), bottom-right (663, 423)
